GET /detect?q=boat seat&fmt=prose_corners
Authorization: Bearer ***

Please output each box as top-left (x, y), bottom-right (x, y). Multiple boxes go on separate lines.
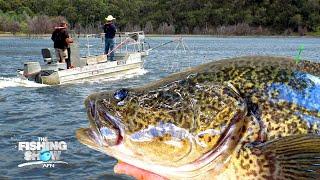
top-left (41, 48), bottom-right (56, 64)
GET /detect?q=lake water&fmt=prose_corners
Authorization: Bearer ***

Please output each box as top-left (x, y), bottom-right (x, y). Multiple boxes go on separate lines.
top-left (0, 36), bottom-right (319, 179)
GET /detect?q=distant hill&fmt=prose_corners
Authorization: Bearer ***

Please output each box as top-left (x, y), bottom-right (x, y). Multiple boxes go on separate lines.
top-left (0, 0), bottom-right (319, 35)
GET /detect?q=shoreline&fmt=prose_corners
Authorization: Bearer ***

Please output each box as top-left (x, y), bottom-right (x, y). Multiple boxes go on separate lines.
top-left (0, 33), bottom-right (319, 38)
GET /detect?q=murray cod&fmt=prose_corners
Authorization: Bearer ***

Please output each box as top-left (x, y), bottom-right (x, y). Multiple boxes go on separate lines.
top-left (76, 56), bottom-right (320, 179)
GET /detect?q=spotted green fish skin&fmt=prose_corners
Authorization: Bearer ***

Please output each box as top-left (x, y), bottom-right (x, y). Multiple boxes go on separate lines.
top-left (77, 56), bottom-right (320, 179)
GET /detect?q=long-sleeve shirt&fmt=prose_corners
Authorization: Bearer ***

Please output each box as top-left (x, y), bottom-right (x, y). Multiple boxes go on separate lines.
top-left (51, 28), bottom-right (69, 49)
top-left (103, 23), bottom-right (116, 39)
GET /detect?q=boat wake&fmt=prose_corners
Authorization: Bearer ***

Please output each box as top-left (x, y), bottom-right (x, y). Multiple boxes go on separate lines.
top-left (0, 69), bottom-right (148, 88)
top-left (0, 77), bottom-right (48, 89)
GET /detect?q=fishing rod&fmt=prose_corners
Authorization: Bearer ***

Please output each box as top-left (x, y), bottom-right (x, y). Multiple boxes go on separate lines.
top-left (147, 39), bottom-right (176, 52)
top-left (146, 37), bottom-right (189, 53)
top-left (106, 33), bottom-right (141, 56)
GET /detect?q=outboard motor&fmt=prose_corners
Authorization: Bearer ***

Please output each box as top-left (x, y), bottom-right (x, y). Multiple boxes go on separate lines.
top-left (23, 62), bottom-right (41, 76)
top-left (23, 62), bottom-right (41, 82)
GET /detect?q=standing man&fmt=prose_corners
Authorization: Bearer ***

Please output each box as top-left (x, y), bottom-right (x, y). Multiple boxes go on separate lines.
top-left (103, 15), bottom-right (117, 61)
top-left (51, 21), bottom-right (73, 67)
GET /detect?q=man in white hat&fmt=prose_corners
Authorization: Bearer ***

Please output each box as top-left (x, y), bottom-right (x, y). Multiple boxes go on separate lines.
top-left (103, 15), bottom-right (117, 61)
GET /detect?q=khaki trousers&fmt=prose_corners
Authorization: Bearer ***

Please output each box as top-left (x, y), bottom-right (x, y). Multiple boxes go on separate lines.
top-left (55, 48), bottom-right (68, 63)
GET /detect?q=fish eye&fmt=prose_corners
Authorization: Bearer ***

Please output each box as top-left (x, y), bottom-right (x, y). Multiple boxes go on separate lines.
top-left (114, 89), bottom-right (128, 101)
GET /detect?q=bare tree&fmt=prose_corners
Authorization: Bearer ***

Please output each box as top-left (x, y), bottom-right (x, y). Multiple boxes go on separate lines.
top-left (10, 21), bottom-right (20, 34)
top-left (26, 15), bottom-right (64, 34)
top-left (27, 15), bottom-right (51, 34)
top-left (144, 21), bottom-right (153, 33)
top-left (158, 22), bottom-right (175, 34)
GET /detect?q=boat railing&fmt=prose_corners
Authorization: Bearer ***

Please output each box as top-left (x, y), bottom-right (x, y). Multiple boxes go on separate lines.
top-left (85, 31), bottom-right (149, 57)
top-left (84, 34), bottom-right (103, 57)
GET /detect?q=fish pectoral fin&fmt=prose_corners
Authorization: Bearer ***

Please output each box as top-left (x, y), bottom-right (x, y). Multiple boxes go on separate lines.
top-left (252, 134), bottom-right (320, 179)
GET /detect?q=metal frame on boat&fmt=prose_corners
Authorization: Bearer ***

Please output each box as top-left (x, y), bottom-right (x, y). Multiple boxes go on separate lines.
top-left (17, 31), bottom-right (148, 85)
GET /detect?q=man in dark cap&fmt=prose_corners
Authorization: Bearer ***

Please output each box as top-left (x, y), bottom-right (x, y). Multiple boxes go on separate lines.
top-left (51, 21), bottom-right (73, 67)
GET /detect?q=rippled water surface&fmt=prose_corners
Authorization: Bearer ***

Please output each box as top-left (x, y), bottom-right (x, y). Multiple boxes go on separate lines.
top-left (0, 36), bottom-right (319, 179)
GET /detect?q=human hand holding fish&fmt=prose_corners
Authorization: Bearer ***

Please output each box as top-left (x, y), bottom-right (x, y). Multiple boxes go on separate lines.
top-left (115, 161), bottom-right (167, 180)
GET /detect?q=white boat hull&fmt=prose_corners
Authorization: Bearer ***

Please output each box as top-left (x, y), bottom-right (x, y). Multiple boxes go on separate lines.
top-left (30, 52), bottom-right (144, 85)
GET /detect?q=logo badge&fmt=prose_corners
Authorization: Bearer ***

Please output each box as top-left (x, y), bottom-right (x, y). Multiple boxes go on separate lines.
top-left (17, 137), bottom-right (68, 168)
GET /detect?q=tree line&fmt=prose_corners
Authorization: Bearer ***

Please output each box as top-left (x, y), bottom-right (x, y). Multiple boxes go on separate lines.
top-left (0, 0), bottom-right (319, 35)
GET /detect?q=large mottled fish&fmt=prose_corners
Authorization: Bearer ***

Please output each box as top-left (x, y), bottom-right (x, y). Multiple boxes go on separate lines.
top-left (76, 56), bottom-right (320, 179)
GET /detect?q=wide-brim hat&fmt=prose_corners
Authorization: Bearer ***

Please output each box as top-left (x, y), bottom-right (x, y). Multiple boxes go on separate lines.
top-left (105, 15), bottom-right (116, 21)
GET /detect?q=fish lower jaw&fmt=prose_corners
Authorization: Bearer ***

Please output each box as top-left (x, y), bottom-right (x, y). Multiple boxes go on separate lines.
top-left (75, 133), bottom-right (201, 179)
top-left (77, 127), bottom-right (238, 179)
top-left (103, 141), bottom-right (229, 179)
top-left (113, 111), bottom-right (245, 178)
top-left (77, 133), bottom-right (229, 180)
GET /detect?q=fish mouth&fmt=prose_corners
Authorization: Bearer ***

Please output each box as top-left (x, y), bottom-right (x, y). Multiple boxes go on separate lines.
top-left (78, 98), bottom-right (124, 147)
